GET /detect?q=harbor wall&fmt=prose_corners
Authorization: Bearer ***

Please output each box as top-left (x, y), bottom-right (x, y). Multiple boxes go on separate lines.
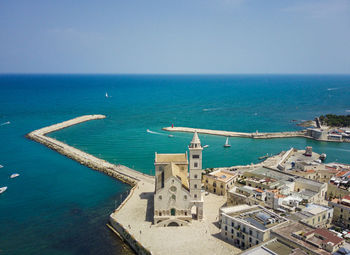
top-left (26, 115), bottom-right (155, 255)
top-left (163, 127), bottom-right (306, 139)
top-left (108, 184), bottom-right (152, 255)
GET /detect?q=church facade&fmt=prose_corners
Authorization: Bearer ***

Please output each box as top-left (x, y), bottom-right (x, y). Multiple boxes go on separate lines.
top-left (153, 131), bottom-right (204, 227)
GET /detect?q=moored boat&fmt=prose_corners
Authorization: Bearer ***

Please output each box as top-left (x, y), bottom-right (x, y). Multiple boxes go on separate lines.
top-left (320, 153), bottom-right (327, 161)
top-left (10, 173), bottom-right (20, 179)
top-left (0, 186), bottom-right (7, 194)
top-left (224, 137), bottom-right (231, 148)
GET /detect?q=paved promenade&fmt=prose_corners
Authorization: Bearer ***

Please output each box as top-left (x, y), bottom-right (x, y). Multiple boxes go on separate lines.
top-left (163, 126), bottom-right (306, 139)
top-left (110, 187), bottom-right (241, 255)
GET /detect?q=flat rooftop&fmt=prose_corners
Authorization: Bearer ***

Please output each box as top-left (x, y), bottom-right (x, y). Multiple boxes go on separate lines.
top-left (240, 239), bottom-right (294, 255)
top-left (224, 206), bottom-right (286, 231)
top-left (272, 222), bottom-right (331, 255)
top-left (209, 170), bottom-right (236, 182)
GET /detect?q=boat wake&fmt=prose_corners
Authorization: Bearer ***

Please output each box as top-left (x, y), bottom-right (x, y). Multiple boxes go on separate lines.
top-left (146, 129), bottom-right (167, 136)
top-left (203, 107), bottom-right (222, 112)
top-left (0, 121), bottom-right (10, 126)
top-left (327, 87), bottom-right (340, 91)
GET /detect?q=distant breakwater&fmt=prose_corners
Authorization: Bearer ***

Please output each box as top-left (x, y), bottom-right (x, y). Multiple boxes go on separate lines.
top-left (163, 126), bottom-right (307, 139)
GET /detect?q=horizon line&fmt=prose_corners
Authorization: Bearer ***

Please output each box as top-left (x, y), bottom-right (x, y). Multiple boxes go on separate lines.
top-left (1, 73), bottom-right (350, 76)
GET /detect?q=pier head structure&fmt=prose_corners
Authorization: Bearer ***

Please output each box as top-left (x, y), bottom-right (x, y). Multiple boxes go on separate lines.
top-left (154, 131), bottom-right (204, 226)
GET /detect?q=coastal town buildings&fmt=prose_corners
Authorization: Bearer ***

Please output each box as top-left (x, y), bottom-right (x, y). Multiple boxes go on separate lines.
top-left (329, 196), bottom-right (350, 229)
top-left (272, 222), bottom-right (344, 255)
top-left (306, 127), bottom-right (350, 143)
top-left (290, 203), bottom-right (333, 228)
top-left (227, 186), bottom-right (264, 206)
top-left (220, 205), bottom-right (288, 250)
top-left (153, 131), bottom-right (204, 226)
top-left (203, 169), bottom-right (236, 196)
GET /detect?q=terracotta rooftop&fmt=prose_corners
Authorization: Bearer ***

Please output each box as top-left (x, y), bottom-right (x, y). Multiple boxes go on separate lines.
top-left (304, 228), bottom-right (343, 246)
top-left (155, 153), bottom-right (188, 163)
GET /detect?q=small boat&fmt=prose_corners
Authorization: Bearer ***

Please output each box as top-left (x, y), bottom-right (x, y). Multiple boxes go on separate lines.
top-left (203, 145), bottom-right (209, 148)
top-left (258, 153), bottom-right (269, 160)
top-left (320, 153), bottom-right (327, 161)
top-left (224, 137), bottom-right (231, 148)
top-left (0, 164), bottom-right (3, 168)
top-left (105, 92), bottom-right (109, 98)
top-left (0, 186), bottom-right (7, 194)
top-left (168, 134), bottom-right (174, 138)
top-left (10, 173), bottom-right (20, 179)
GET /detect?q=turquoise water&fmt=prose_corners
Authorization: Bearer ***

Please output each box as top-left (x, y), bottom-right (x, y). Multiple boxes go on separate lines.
top-left (1, 74), bottom-right (350, 254)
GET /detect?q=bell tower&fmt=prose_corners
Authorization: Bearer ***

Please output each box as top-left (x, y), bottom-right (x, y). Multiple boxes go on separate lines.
top-left (189, 131), bottom-right (203, 219)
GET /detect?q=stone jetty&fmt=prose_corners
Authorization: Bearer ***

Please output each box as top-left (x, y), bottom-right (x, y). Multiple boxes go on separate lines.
top-left (162, 126), bottom-right (306, 139)
top-left (26, 115), bottom-right (154, 185)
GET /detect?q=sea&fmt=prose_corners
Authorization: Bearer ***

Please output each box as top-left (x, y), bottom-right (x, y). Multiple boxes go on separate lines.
top-left (1, 74), bottom-right (350, 255)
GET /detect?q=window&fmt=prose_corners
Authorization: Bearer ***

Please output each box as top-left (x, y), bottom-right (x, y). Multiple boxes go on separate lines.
top-left (249, 237), bottom-right (252, 243)
top-left (213, 182), bottom-right (217, 187)
top-left (158, 195), bottom-right (162, 200)
top-left (185, 212), bottom-right (187, 216)
top-left (194, 184), bottom-right (197, 189)
top-left (171, 194), bottom-right (176, 200)
top-left (194, 194), bottom-right (197, 198)
top-left (225, 226), bottom-right (228, 231)
top-left (159, 212), bottom-right (162, 216)
top-left (194, 163), bottom-right (198, 168)
top-left (192, 155), bottom-right (200, 159)
top-left (171, 208), bottom-right (176, 216)
top-left (256, 240), bottom-right (259, 245)
top-left (184, 195), bottom-right (187, 200)
top-left (170, 186), bottom-right (177, 192)
top-left (249, 230), bottom-right (252, 235)
top-left (231, 229), bottom-right (234, 234)
top-left (205, 179), bottom-right (208, 183)
top-left (194, 174), bottom-right (198, 179)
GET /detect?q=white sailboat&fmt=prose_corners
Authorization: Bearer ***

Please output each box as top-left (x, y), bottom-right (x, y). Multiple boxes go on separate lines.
top-left (0, 186), bottom-right (7, 194)
top-left (224, 137), bottom-right (231, 148)
top-left (105, 92), bottom-right (109, 98)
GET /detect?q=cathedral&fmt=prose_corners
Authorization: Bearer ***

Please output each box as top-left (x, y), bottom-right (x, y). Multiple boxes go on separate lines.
top-left (153, 131), bottom-right (204, 227)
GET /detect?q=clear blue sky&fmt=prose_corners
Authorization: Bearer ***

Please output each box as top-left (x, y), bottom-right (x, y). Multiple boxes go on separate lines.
top-left (0, 0), bottom-right (349, 74)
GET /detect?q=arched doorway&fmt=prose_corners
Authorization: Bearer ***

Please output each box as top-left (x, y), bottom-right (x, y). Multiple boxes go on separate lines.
top-left (168, 222), bottom-right (179, 227)
top-left (170, 208), bottom-right (176, 216)
top-left (191, 205), bottom-right (197, 219)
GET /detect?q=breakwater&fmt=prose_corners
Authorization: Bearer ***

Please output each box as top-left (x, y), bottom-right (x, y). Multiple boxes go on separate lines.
top-left (26, 115), bottom-right (154, 185)
top-left (162, 126), bottom-right (306, 139)
top-left (26, 114), bottom-right (154, 254)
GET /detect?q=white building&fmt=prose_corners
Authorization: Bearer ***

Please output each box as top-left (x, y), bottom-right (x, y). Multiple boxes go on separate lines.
top-left (220, 205), bottom-right (288, 250)
top-left (153, 131), bottom-right (204, 227)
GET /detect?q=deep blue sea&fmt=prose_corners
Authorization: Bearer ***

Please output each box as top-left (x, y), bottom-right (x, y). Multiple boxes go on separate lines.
top-left (1, 74), bottom-right (350, 255)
